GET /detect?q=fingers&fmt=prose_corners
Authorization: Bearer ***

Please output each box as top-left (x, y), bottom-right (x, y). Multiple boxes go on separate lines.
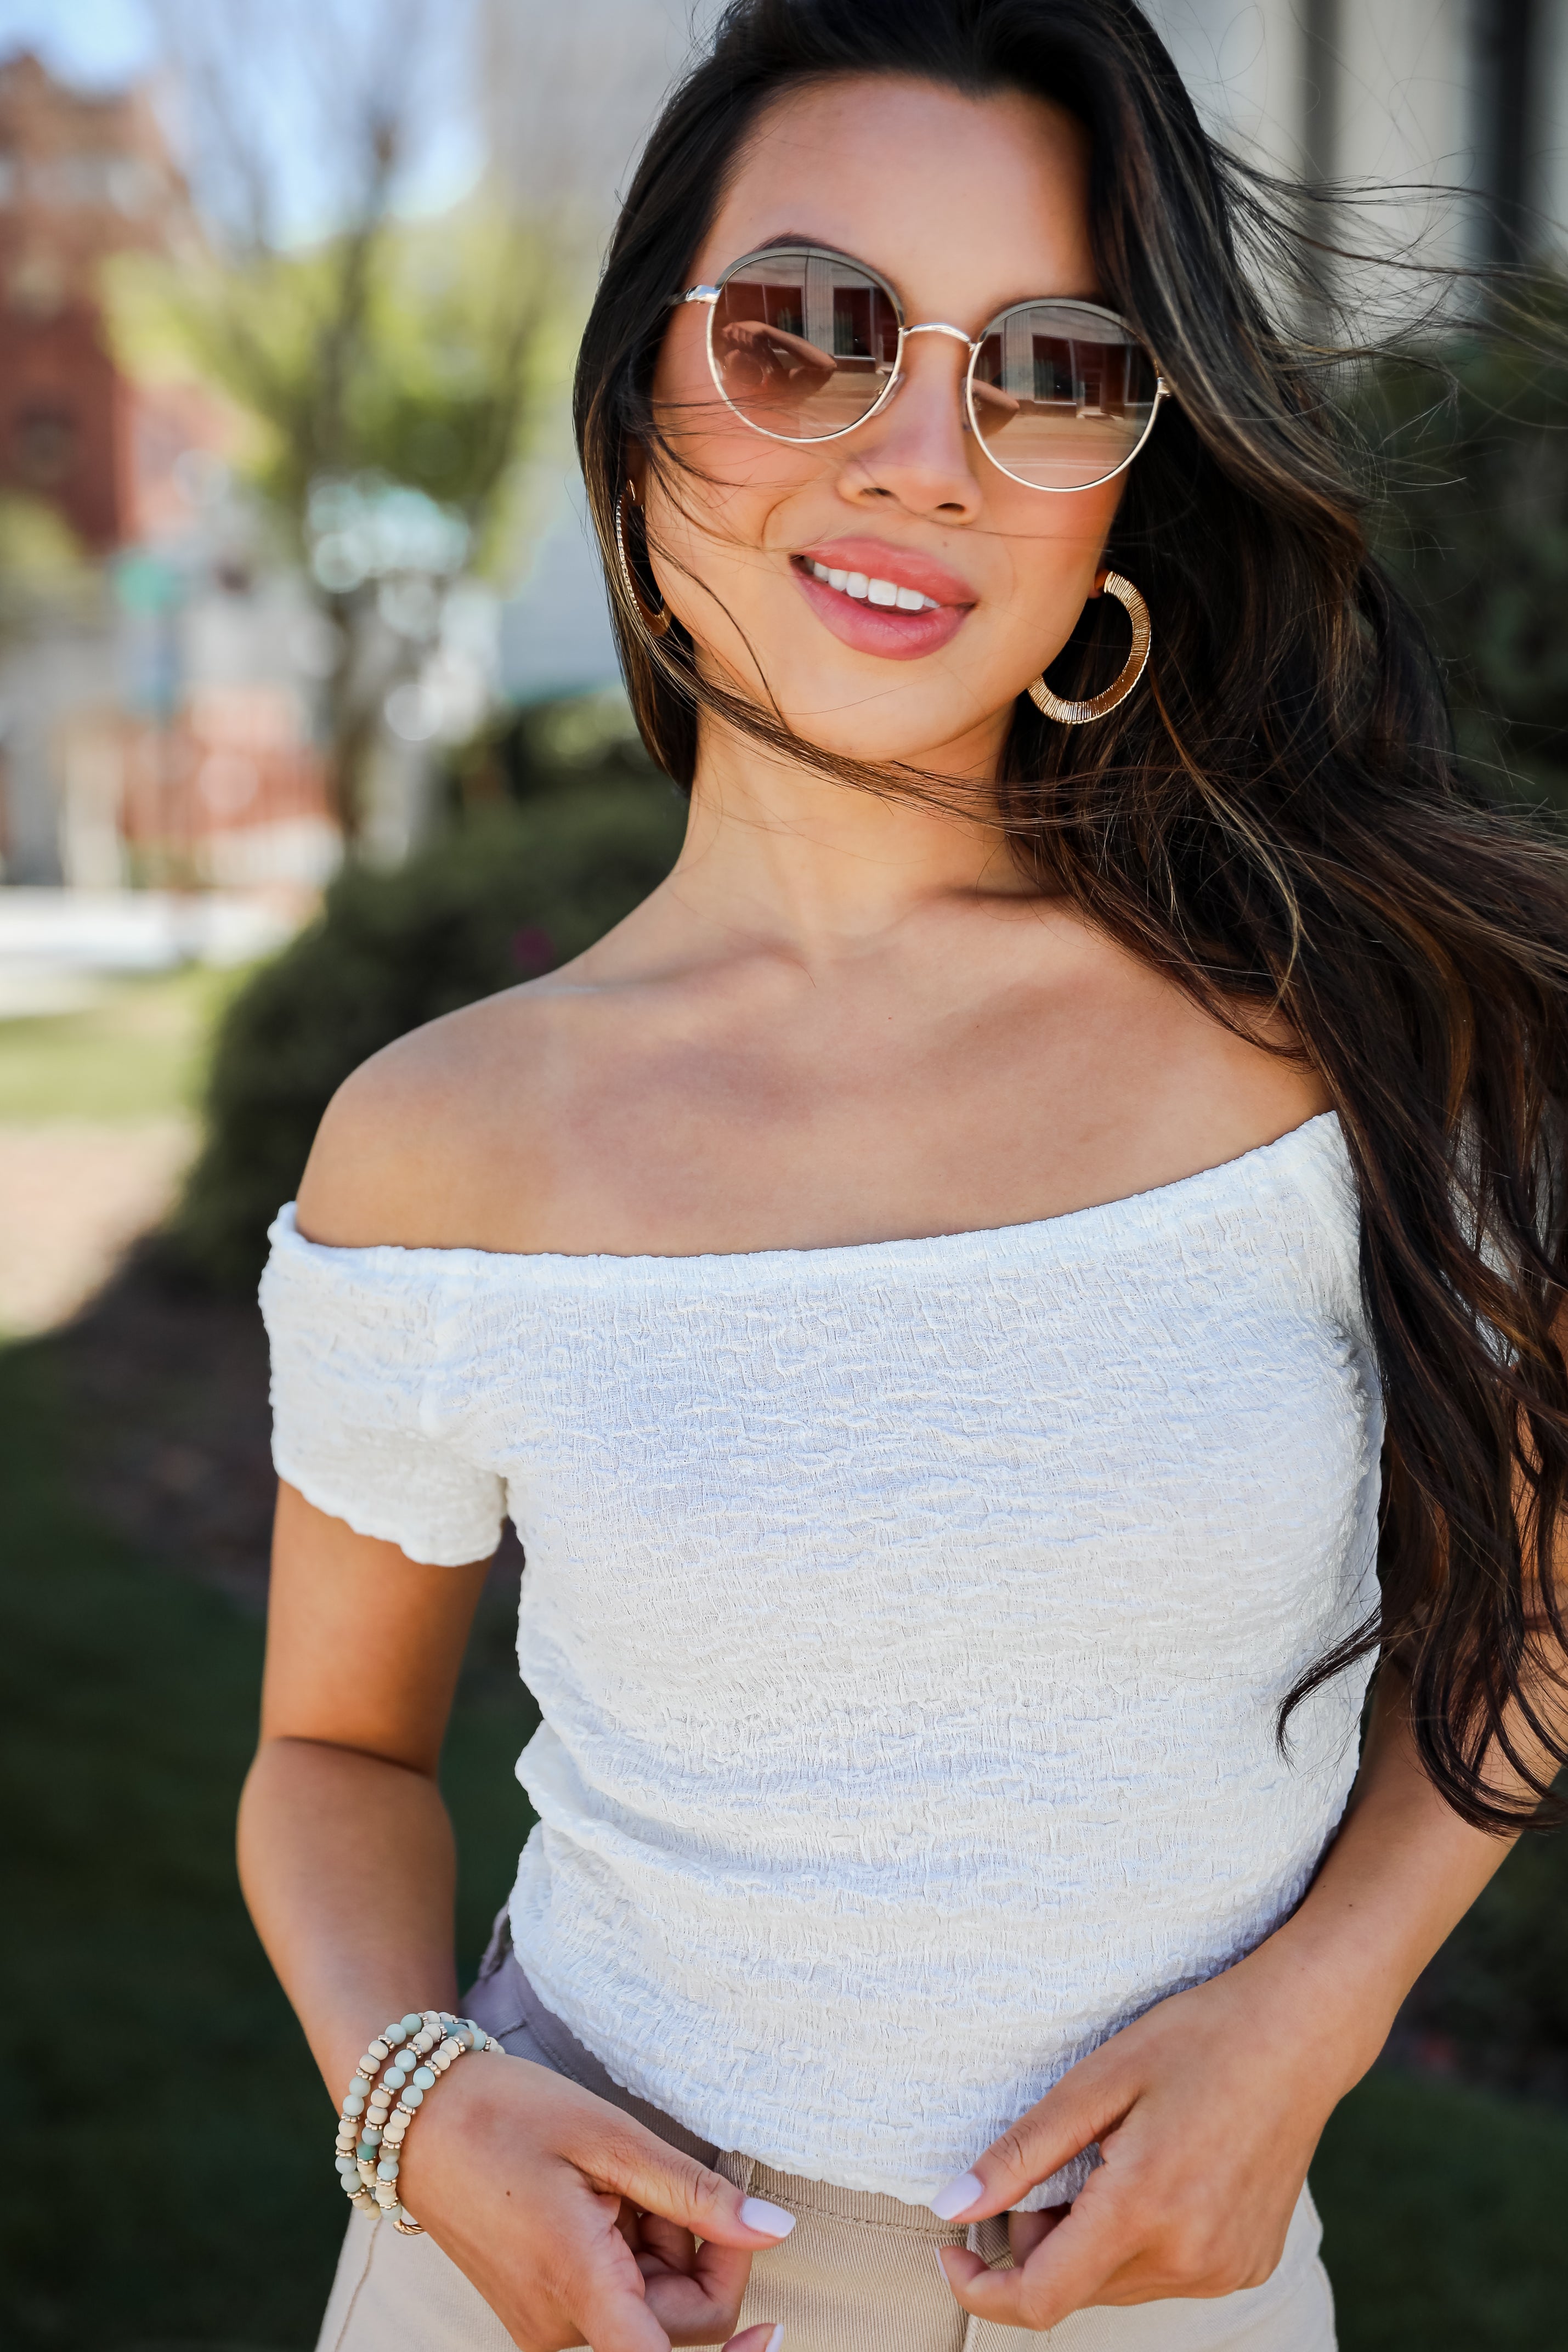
top-left (629, 2232), bottom-right (783, 2351)
top-left (601, 2184), bottom-right (783, 2349)
top-left (724, 2328), bottom-right (784, 2352)
top-left (638, 2235), bottom-right (754, 2337)
top-left (560, 2167), bottom-right (761, 2352)
top-left (937, 2191), bottom-right (1128, 2334)
top-left (629, 2207), bottom-right (697, 2277)
top-left (576, 2277), bottom-right (683, 2352)
top-left (927, 2063), bottom-right (1129, 2223)
top-left (576, 2117), bottom-right (796, 2252)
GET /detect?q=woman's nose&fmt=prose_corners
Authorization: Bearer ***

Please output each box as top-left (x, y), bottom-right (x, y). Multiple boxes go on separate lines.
top-left (836, 335), bottom-right (982, 522)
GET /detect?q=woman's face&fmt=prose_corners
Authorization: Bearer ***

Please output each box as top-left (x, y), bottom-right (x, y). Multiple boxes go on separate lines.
top-left (643, 75), bottom-right (1129, 773)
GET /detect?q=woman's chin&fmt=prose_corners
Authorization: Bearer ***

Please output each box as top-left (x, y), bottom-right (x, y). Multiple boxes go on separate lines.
top-left (693, 621), bottom-right (1015, 773)
top-left (768, 697), bottom-right (1008, 776)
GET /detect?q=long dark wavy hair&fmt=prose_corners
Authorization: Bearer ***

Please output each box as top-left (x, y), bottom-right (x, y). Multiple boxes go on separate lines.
top-left (574, 0), bottom-right (1568, 1830)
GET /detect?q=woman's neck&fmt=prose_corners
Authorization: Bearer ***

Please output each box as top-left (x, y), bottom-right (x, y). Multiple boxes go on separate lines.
top-left (669, 716), bottom-right (1036, 965)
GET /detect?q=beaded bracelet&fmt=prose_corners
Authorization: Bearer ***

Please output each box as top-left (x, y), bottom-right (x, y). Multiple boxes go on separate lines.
top-left (332, 2009), bottom-right (496, 2234)
top-left (372, 2016), bottom-right (495, 2231)
top-left (333, 2012), bottom-right (430, 2225)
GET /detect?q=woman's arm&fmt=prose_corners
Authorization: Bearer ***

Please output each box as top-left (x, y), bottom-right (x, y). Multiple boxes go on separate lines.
top-left (240, 1482), bottom-right (791, 2352)
top-left (238, 1484), bottom-right (485, 2085)
top-left (932, 1676), bottom-right (1541, 2330)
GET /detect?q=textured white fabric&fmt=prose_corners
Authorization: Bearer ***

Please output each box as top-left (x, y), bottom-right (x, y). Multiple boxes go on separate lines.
top-left (261, 1111), bottom-right (1383, 2210)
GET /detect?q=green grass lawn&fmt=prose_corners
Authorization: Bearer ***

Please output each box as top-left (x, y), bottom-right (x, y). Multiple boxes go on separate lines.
top-left (0, 1333), bottom-right (534, 2352)
top-left (1314, 2074), bottom-right (1568, 2349)
top-left (2, 1315), bottom-right (1565, 2349)
top-left (0, 965), bottom-right (248, 1123)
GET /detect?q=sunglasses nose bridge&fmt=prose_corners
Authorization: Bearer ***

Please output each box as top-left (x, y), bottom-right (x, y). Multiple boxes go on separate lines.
top-left (891, 319), bottom-right (975, 402)
top-left (883, 320), bottom-right (980, 438)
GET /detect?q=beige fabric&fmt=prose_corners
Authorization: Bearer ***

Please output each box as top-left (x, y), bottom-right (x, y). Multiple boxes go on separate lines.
top-left (316, 1959), bottom-right (1335, 2352)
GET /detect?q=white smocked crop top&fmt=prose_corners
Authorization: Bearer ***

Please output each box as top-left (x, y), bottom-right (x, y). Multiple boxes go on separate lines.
top-left (260, 1112), bottom-right (1383, 2208)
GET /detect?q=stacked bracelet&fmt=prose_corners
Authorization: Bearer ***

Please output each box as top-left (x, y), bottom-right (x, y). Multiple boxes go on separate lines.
top-left (332, 2008), bottom-right (497, 2234)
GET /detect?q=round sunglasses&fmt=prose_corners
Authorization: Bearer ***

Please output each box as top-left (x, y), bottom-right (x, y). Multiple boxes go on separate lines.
top-left (678, 242), bottom-right (1169, 494)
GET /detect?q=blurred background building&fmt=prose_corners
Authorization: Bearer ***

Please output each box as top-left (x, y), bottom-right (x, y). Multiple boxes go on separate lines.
top-left (1154, 2), bottom-right (1568, 257)
top-left (0, 49), bottom-right (204, 547)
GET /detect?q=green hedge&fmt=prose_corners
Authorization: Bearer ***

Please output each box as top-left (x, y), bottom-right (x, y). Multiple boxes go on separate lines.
top-left (1364, 301), bottom-right (1568, 818)
top-left (172, 773), bottom-right (687, 1290)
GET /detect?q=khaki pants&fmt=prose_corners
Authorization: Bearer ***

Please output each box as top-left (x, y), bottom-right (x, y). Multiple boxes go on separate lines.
top-left (317, 1952), bottom-right (1336, 2352)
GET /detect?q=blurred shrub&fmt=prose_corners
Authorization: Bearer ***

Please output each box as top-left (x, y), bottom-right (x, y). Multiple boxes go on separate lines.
top-left (446, 687), bottom-right (664, 816)
top-left (1400, 1813), bottom-right (1568, 2101)
top-left (1365, 290), bottom-right (1568, 817)
top-left (171, 743), bottom-right (686, 1291)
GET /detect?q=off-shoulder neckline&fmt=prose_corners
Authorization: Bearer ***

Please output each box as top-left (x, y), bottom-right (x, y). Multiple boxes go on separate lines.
top-left (269, 1110), bottom-right (1348, 1277)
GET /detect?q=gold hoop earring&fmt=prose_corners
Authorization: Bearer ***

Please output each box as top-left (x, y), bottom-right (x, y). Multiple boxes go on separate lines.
top-left (1027, 572), bottom-right (1151, 725)
top-left (615, 484), bottom-right (671, 640)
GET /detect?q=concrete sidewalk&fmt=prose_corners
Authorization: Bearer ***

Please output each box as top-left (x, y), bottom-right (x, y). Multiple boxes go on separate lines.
top-left (0, 1117), bottom-right (195, 1336)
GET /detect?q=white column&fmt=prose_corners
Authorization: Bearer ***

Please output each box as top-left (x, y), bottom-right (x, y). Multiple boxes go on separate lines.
top-left (1001, 311), bottom-right (1036, 403)
top-left (803, 254), bottom-right (836, 353)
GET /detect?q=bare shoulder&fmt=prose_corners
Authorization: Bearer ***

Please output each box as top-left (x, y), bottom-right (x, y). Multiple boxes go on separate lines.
top-left (293, 981), bottom-right (571, 1249)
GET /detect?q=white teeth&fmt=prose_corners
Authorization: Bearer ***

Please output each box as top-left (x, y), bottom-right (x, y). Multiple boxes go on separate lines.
top-left (805, 561), bottom-right (939, 612)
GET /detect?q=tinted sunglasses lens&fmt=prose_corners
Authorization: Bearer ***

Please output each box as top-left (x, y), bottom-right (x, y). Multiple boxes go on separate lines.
top-left (970, 303), bottom-right (1158, 489)
top-left (709, 251), bottom-right (900, 442)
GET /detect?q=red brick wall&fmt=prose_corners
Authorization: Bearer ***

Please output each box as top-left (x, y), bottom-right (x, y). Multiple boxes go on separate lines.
top-left (0, 295), bottom-right (124, 547)
top-left (0, 50), bottom-right (203, 552)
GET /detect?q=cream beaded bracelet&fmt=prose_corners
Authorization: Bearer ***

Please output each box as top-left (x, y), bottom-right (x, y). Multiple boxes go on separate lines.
top-left (333, 2009), bottom-right (497, 2234)
top-left (334, 2012), bottom-right (432, 2223)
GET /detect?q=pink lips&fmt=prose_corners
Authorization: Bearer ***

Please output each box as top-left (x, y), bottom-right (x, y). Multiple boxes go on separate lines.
top-left (791, 536), bottom-right (976, 662)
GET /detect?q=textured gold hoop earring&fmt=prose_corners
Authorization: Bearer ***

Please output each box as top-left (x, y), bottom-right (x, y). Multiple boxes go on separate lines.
top-left (615, 485), bottom-right (671, 640)
top-left (1027, 572), bottom-right (1151, 725)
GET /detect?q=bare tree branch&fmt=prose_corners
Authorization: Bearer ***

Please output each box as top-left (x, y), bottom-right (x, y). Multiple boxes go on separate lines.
top-left (135, 0), bottom-right (546, 846)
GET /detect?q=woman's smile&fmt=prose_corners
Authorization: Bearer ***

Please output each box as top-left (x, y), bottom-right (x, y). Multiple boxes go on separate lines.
top-left (789, 534), bottom-right (975, 660)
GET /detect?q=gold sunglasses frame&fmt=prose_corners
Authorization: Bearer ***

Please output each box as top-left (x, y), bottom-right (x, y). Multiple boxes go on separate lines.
top-left (678, 242), bottom-right (1170, 494)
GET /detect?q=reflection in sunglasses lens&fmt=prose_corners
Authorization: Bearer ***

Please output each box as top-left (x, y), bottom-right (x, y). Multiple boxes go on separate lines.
top-left (710, 250), bottom-right (899, 442)
top-left (970, 302), bottom-right (1159, 489)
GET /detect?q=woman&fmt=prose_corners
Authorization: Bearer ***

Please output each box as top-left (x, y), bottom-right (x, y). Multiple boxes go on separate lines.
top-left (245, 4), bottom-right (1568, 2349)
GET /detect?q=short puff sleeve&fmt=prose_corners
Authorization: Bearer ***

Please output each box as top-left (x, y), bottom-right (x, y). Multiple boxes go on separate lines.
top-left (260, 1203), bottom-right (506, 1567)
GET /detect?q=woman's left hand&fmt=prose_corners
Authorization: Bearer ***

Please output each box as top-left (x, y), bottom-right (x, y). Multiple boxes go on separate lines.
top-left (931, 1936), bottom-right (1373, 2332)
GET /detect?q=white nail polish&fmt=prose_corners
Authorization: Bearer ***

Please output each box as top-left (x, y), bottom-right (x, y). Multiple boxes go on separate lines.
top-left (929, 2169), bottom-right (984, 2221)
top-left (766, 2327), bottom-right (785, 2352)
top-left (740, 2193), bottom-right (797, 2238)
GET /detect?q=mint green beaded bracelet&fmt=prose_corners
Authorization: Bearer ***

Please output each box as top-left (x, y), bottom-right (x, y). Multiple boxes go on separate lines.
top-left (332, 2008), bottom-right (497, 2236)
top-left (375, 2015), bottom-right (497, 2232)
top-left (335, 2010), bottom-right (447, 2227)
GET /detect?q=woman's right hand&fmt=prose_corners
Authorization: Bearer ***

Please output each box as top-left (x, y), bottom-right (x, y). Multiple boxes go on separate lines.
top-left (393, 2048), bottom-right (792, 2351)
top-left (236, 1516), bottom-right (788, 2347)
